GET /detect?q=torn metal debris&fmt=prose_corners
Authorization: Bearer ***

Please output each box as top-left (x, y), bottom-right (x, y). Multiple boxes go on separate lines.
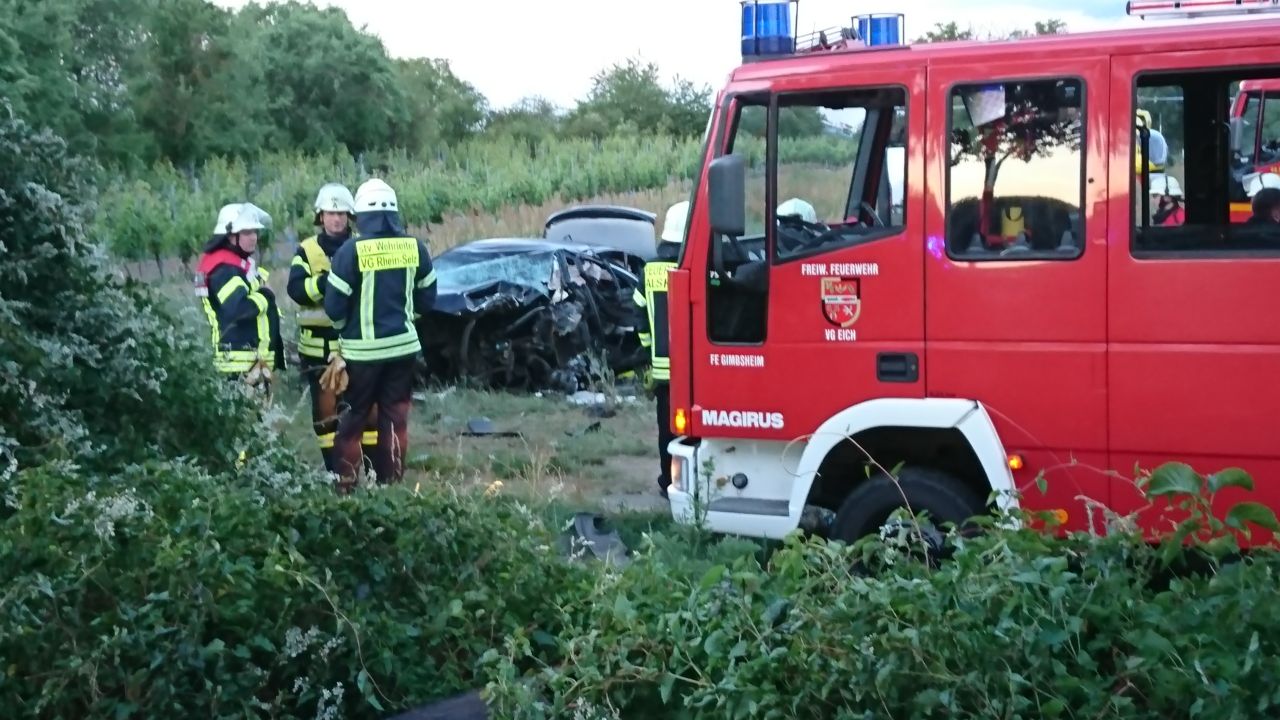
top-left (415, 206), bottom-right (655, 392)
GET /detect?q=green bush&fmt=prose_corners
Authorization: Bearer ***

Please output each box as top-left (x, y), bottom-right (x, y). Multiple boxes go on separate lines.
top-left (0, 462), bottom-right (589, 718)
top-left (482, 465), bottom-right (1280, 719)
top-left (0, 107), bottom-right (267, 476)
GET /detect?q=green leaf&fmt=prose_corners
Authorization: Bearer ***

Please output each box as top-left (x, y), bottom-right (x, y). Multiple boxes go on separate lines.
top-left (357, 669), bottom-right (385, 711)
top-left (699, 564), bottom-right (726, 590)
top-left (660, 672), bottom-right (677, 704)
top-left (1146, 462), bottom-right (1202, 498)
top-left (1035, 472), bottom-right (1048, 496)
top-left (1208, 467), bottom-right (1254, 494)
top-left (1226, 502), bottom-right (1280, 533)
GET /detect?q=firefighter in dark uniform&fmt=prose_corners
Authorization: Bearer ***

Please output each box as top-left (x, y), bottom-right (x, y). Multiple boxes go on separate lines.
top-left (324, 178), bottom-right (437, 492)
top-left (635, 200), bottom-right (687, 499)
top-left (195, 202), bottom-right (284, 390)
top-left (287, 183), bottom-right (378, 473)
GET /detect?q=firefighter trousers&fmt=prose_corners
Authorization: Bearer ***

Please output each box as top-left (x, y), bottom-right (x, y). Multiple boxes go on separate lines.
top-left (299, 353), bottom-right (377, 474)
top-left (654, 380), bottom-right (673, 495)
top-left (334, 355), bottom-right (416, 488)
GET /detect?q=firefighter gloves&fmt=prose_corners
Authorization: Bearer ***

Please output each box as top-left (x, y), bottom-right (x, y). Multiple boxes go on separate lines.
top-left (319, 352), bottom-right (349, 395)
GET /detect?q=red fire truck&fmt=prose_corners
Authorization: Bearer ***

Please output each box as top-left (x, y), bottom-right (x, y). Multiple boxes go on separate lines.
top-left (1231, 78), bottom-right (1280, 222)
top-left (662, 0), bottom-right (1280, 545)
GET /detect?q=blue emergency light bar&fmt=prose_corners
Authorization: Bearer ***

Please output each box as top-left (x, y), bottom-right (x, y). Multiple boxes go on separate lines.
top-left (740, 2), bottom-right (905, 62)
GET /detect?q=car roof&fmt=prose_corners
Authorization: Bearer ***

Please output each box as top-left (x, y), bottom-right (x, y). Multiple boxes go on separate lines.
top-left (544, 205), bottom-right (656, 228)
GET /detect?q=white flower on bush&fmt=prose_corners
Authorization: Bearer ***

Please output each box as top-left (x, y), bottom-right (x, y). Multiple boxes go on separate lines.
top-left (284, 625), bottom-right (322, 658)
top-left (315, 681), bottom-right (344, 720)
top-left (62, 488), bottom-right (154, 541)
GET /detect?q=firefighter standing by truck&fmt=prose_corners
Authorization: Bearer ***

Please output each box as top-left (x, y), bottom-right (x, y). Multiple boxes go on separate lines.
top-left (635, 200), bottom-right (687, 499)
top-left (287, 183), bottom-right (379, 473)
top-left (323, 178), bottom-right (437, 493)
top-left (195, 202), bottom-right (284, 390)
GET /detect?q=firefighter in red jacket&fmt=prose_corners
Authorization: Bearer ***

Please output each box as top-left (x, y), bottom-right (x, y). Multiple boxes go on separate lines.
top-left (195, 203), bottom-right (284, 389)
top-left (324, 179), bottom-right (437, 492)
top-left (287, 183), bottom-right (378, 473)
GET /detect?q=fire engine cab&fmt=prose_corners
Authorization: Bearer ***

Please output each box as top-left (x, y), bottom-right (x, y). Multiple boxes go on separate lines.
top-left (662, 0), bottom-right (1280, 544)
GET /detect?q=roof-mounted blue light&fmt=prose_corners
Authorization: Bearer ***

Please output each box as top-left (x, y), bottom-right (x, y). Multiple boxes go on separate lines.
top-left (741, 0), bottom-right (797, 59)
top-left (855, 13), bottom-right (904, 47)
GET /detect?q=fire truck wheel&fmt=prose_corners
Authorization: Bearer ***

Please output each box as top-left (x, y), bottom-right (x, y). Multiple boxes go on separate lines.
top-left (829, 466), bottom-right (987, 546)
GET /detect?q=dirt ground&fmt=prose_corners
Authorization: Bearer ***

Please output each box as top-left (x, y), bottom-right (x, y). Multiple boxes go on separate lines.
top-left (271, 374), bottom-right (672, 514)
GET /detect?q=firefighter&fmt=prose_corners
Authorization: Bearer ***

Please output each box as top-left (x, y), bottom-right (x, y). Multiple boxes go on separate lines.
top-left (323, 178), bottom-right (437, 492)
top-left (634, 199), bottom-right (687, 499)
top-left (1249, 186), bottom-right (1280, 224)
top-left (1149, 174), bottom-right (1184, 226)
top-left (287, 183), bottom-right (378, 473)
top-left (195, 202), bottom-right (284, 390)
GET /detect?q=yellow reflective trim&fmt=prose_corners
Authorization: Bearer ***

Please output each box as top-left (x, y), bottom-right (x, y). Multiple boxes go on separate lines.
top-left (304, 275), bottom-right (323, 302)
top-left (403, 267), bottom-right (415, 336)
top-left (249, 292), bottom-right (268, 314)
top-left (356, 237), bottom-right (418, 272)
top-left (339, 331), bottom-right (421, 362)
top-left (317, 432), bottom-right (336, 449)
top-left (632, 288), bottom-right (646, 307)
top-left (362, 431), bottom-right (378, 446)
top-left (415, 269), bottom-right (436, 289)
top-left (299, 236), bottom-right (332, 275)
top-left (328, 273), bottom-right (352, 296)
top-left (291, 255), bottom-right (310, 270)
top-left (217, 276), bottom-right (248, 304)
top-left (360, 273), bottom-right (375, 342)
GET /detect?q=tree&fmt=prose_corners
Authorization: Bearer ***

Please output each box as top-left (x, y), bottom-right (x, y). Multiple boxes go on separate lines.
top-left (565, 56), bottom-right (713, 139)
top-left (915, 21), bottom-right (975, 43)
top-left (485, 96), bottom-right (562, 158)
top-left (236, 1), bottom-right (409, 156)
top-left (395, 57), bottom-right (489, 154)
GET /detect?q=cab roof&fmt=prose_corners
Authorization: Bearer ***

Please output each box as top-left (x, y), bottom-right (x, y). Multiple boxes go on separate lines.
top-left (730, 16), bottom-right (1280, 82)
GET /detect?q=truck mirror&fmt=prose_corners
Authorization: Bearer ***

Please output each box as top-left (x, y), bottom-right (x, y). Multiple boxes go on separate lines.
top-left (708, 154), bottom-right (746, 238)
top-left (1229, 117), bottom-right (1244, 155)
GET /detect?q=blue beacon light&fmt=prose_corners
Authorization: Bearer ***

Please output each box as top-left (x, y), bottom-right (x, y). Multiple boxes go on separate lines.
top-left (855, 13), bottom-right (904, 47)
top-left (741, 0), bottom-right (796, 58)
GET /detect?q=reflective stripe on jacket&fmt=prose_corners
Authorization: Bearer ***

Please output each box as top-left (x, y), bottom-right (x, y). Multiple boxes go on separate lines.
top-left (324, 228), bottom-right (437, 363)
top-left (195, 248), bottom-right (273, 373)
top-left (287, 232), bottom-right (349, 359)
top-left (635, 258), bottom-right (676, 382)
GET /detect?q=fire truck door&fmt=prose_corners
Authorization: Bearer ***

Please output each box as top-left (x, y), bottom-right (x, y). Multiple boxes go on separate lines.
top-left (923, 59), bottom-right (1111, 531)
top-left (690, 67), bottom-right (927, 440)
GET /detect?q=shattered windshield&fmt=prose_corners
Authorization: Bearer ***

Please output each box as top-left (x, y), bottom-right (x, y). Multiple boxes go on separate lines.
top-left (434, 250), bottom-right (557, 293)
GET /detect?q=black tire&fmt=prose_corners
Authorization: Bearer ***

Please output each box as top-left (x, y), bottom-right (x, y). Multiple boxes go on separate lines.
top-left (830, 466), bottom-right (987, 545)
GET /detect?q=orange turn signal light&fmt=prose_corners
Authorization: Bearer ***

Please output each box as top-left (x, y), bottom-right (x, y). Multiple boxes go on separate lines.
top-left (673, 407), bottom-right (688, 434)
top-left (1052, 509), bottom-right (1069, 525)
top-left (1008, 454), bottom-right (1025, 471)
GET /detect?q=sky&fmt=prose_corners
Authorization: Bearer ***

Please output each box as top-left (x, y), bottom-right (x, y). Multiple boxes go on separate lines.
top-left (210, 0), bottom-right (1212, 110)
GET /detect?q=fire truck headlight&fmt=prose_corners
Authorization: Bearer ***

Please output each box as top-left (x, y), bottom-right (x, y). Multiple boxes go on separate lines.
top-left (670, 457), bottom-right (685, 493)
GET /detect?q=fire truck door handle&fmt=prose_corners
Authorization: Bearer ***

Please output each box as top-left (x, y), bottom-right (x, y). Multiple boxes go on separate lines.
top-left (876, 352), bottom-right (919, 383)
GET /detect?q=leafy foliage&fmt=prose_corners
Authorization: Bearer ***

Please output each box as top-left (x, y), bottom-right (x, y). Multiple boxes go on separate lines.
top-left (0, 463), bottom-right (587, 718)
top-left (482, 464), bottom-right (1280, 719)
top-left (0, 107), bottom-right (265, 475)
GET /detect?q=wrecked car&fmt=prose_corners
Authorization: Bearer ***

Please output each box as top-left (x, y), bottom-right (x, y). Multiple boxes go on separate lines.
top-left (541, 205), bottom-right (658, 274)
top-left (416, 236), bottom-right (649, 393)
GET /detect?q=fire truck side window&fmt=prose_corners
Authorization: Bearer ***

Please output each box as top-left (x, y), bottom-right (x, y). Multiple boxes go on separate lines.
top-left (774, 87), bottom-right (907, 262)
top-left (945, 78), bottom-right (1085, 261)
top-left (1132, 69), bottom-right (1280, 255)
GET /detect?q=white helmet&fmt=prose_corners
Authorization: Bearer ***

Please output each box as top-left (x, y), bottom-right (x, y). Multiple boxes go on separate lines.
top-left (777, 197), bottom-right (817, 223)
top-left (229, 203), bottom-right (270, 234)
top-left (1245, 172), bottom-right (1280, 197)
top-left (661, 200), bottom-right (689, 244)
top-left (212, 202), bottom-right (270, 235)
top-left (314, 183), bottom-right (356, 216)
top-left (1148, 173), bottom-right (1182, 198)
top-left (355, 178), bottom-right (398, 213)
